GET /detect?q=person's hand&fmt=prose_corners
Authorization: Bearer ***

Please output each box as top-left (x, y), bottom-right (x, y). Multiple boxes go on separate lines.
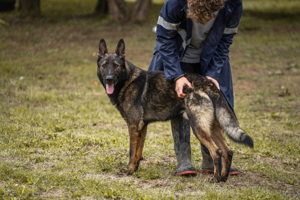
top-left (175, 77), bottom-right (193, 98)
top-left (206, 76), bottom-right (220, 90)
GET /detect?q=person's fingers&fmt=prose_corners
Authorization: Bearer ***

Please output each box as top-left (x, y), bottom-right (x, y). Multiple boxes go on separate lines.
top-left (187, 81), bottom-right (193, 88)
top-left (178, 84), bottom-right (183, 94)
top-left (206, 76), bottom-right (220, 90)
top-left (214, 80), bottom-right (220, 90)
top-left (176, 90), bottom-right (183, 98)
top-left (175, 86), bottom-right (180, 97)
top-left (181, 78), bottom-right (192, 88)
top-left (212, 79), bottom-right (219, 89)
top-left (175, 77), bottom-right (192, 98)
top-left (177, 84), bottom-right (185, 98)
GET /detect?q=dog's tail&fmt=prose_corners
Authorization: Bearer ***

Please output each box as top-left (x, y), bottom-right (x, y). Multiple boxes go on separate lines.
top-left (213, 94), bottom-right (254, 148)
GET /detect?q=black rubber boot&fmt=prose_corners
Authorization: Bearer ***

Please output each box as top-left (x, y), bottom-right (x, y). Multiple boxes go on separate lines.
top-left (176, 143), bottom-right (197, 175)
top-left (171, 114), bottom-right (197, 176)
top-left (200, 143), bottom-right (214, 170)
top-left (200, 143), bottom-right (239, 175)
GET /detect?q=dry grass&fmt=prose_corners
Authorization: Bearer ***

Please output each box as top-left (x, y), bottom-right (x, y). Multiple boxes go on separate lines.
top-left (0, 0), bottom-right (299, 199)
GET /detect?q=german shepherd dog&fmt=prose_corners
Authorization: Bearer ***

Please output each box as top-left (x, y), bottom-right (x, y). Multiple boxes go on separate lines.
top-left (96, 39), bottom-right (253, 182)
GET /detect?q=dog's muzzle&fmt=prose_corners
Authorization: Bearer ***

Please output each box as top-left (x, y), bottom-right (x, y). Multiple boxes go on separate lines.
top-left (105, 75), bottom-right (115, 94)
top-left (106, 75), bottom-right (114, 81)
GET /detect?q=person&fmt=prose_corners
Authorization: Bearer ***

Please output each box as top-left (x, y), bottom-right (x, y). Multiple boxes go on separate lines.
top-left (148, 0), bottom-right (242, 176)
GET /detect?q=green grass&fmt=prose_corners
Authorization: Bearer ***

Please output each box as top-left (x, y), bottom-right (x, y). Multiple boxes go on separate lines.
top-left (0, 0), bottom-right (300, 199)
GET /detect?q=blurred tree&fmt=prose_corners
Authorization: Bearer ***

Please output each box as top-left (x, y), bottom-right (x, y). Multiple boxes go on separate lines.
top-left (0, 0), bottom-right (16, 12)
top-left (95, 0), bottom-right (108, 14)
top-left (131, 0), bottom-right (152, 22)
top-left (95, 0), bottom-right (152, 22)
top-left (108, 0), bottom-right (128, 21)
top-left (18, 0), bottom-right (41, 17)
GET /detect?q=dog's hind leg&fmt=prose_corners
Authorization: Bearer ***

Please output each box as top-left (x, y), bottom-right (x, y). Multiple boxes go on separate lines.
top-left (191, 125), bottom-right (222, 183)
top-left (185, 91), bottom-right (222, 182)
top-left (211, 120), bottom-right (233, 182)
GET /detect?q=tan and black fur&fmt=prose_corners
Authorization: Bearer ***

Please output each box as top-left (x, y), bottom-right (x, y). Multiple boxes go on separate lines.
top-left (97, 39), bottom-right (253, 182)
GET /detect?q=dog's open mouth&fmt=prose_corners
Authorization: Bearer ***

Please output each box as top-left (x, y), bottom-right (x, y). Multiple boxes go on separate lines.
top-left (106, 84), bottom-right (114, 94)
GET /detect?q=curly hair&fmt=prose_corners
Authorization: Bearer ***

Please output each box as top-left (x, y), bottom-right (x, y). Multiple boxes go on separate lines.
top-left (187, 0), bottom-right (227, 25)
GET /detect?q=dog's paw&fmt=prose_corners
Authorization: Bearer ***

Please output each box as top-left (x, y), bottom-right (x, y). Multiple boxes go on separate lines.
top-left (220, 176), bottom-right (229, 182)
top-left (118, 169), bottom-right (127, 175)
top-left (134, 165), bottom-right (140, 172)
top-left (209, 176), bottom-right (221, 183)
top-left (118, 169), bottom-right (132, 176)
top-left (139, 157), bottom-right (144, 161)
top-left (118, 168), bottom-right (134, 175)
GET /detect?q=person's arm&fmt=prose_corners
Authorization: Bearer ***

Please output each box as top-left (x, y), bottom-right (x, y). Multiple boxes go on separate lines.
top-left (156, 0), bottom-right (185, 80)
top-left (205, 4), bottom-right (243, 84)
top-left (156, 1), bottom-right (193, 98)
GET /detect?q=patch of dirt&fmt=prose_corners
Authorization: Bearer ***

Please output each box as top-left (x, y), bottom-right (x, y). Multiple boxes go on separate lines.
top-left (274, 26), bottom-right (300, 34)
top-left (233, 79), bottom-right (257, 94)
top-left (85, 173), bottom-right (168, 190)
top-left (40, 189), bottom-right (66, 199)
top-left (255, 155), bottom-right (285, 169)
top-left (228, 170), bottom-right (299, 196)
top-left (138, 155), bottom-right (177, 168)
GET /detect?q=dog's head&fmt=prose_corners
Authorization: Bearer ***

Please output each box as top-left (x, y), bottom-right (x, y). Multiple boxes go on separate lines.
top-left (97, 39), bottom-right (129, 95)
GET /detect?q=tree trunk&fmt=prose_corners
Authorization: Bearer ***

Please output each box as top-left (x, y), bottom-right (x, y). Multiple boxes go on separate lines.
top-left (131, 0), bottom-right (152, 22)
top-left (18, 0), bottom-right (41, 17)
top-left (108, 0), bottom-right (128, 21)
top-left (95, 0), bottom-right (151, 22)
top-left (95, 0), bottom-right (108, 14)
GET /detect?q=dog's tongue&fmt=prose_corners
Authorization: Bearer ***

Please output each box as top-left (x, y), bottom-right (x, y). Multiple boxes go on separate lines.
top-left (106, 84), bottom-right (114, 94)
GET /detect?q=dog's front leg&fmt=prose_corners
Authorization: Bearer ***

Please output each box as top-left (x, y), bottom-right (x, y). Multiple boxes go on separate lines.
top-left (120, 125), bottom-right (140, 175)
top-left (135, 124), bottom-right (147, 171)
top-left (128, 125), bottom-right (140, 174)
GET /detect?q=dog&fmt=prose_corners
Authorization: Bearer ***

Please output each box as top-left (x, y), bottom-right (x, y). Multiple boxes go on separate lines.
top-left (96, 39), bottom-right (253, 182)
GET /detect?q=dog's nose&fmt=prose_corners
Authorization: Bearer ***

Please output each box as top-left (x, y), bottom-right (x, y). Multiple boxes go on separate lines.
top-left (106, 75), bottom-right (114, 80)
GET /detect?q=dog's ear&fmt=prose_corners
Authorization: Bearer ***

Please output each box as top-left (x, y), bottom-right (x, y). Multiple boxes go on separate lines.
top-left (115, 39), bottom-right (125, 59)
top-left (98, 39), bottom-right (108, 57)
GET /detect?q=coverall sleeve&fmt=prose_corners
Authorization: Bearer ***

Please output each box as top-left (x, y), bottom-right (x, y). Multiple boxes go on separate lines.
top-left (156, 0), bottom-right (185, 80)
top-left (204, 4), bottom-right (243, 81)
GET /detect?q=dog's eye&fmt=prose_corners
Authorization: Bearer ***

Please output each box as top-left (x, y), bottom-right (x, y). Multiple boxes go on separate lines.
top-left (114, 64), bottom-right (119, 68)
top-left (102, 64), bottom-right (106, 68)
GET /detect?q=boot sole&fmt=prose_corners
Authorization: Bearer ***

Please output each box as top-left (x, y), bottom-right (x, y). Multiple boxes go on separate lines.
top-left (177, 171), bottom-right (197, 176)
top-left (201, 169), bottom-right (239, 175)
